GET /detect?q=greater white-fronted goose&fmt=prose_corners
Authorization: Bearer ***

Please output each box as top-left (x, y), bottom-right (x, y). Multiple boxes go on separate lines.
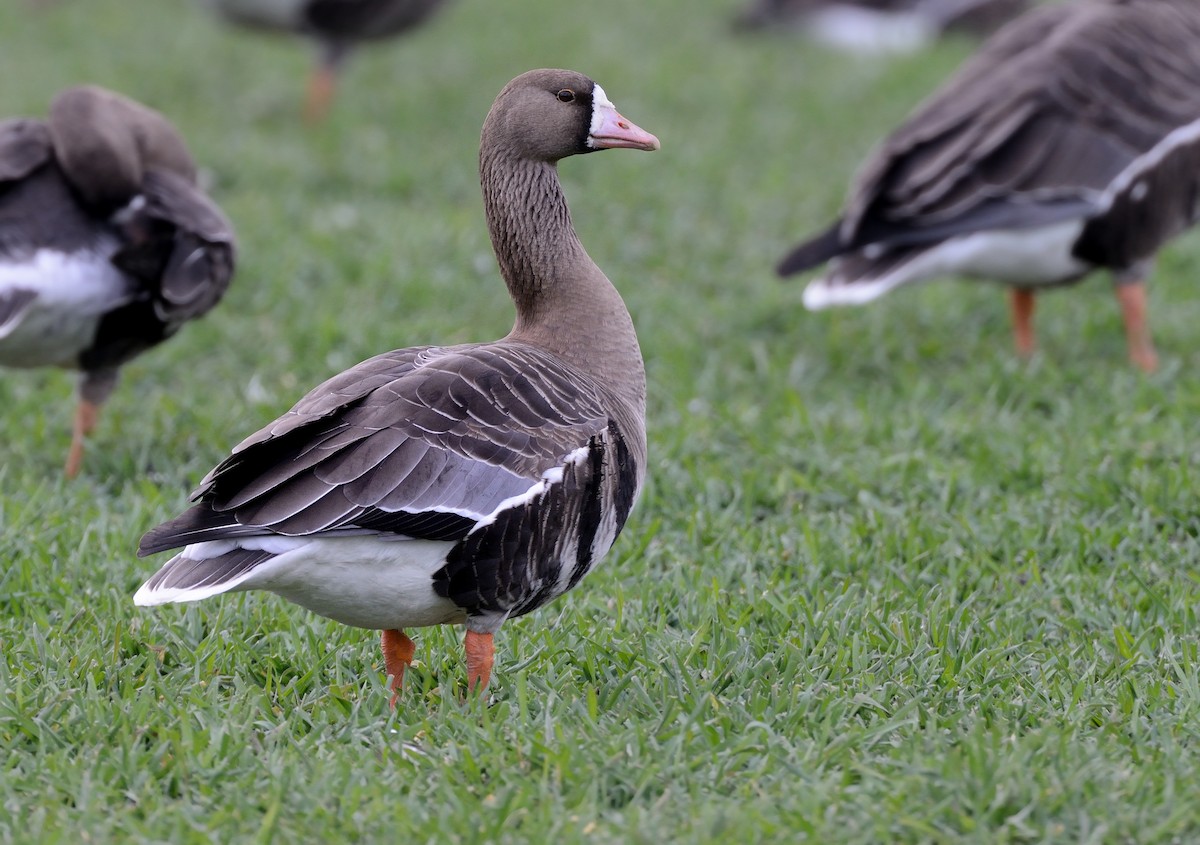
top-left (734, 0), bottom-right (1029, 52)
top-left (197, 0), bottom-right (449, 121)
top-left (0, 86), bottom-right (235, 476)
top-left (777, 0), bottom-right (1200, 371)
top-left (135, 69), bottom-right (659, 702)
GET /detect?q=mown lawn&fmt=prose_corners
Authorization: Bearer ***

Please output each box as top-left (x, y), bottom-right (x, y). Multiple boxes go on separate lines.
top-left (2, 0), bottom-right (1199, 841)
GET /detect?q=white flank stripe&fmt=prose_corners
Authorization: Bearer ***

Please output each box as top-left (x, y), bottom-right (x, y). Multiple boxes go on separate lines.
top-left (546, 444), bottom-right (602, 598)
top-left (404, 504), bottom-right (490, 522)
top-left (1096, 116), bottom-right (1200, 214)
top-left (469, 447), bottom-right (590, 532)
top-left (469, 479), bottom-right (547, 532)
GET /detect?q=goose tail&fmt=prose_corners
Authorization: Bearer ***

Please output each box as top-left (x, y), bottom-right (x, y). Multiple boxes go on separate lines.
top-left (776, 220), bottom-right (844, 277)
top-left (800, 248), bottom-right (922, 310)
top-left (134, 544), bottom-right (276, 606)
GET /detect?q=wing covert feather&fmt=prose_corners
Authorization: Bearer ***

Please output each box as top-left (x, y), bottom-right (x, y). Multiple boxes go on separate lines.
top-left (139, 343), bottom-right (614, 555)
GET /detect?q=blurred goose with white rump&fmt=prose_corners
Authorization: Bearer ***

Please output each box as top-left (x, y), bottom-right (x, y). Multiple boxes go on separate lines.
top-left (733, 0), bottom-right (1029, 52)
top-left (0, 86), bottom-right (235, 476)
top-left (777, 0), bottom-right (1200, 371)
top-left (197, 0), bottom-right (449, 121)
top-left (136, 69), bottom-right (659, 704)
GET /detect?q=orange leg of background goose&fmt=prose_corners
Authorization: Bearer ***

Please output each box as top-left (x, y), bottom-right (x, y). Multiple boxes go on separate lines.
top-left (64, 399), bottom-right (100, 478)
top-left (303, 64), bottom-right (337, 124)
top-left (464, 631), bottom-right (494, 693)
top-left (1114, 282), bottom-right (1158, 373)
top-left (381, 629), bottom-right (416, 708)
top-left (1009, 288), bottom-right (1036, 359)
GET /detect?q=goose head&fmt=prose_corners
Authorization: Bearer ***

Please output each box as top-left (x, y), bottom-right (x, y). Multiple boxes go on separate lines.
top-left (481, 68), bottom-right (659, 163)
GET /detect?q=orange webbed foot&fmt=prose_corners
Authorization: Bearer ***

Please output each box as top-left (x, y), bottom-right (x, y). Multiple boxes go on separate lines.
top-left (464, 630), bottom-right (494, 694)
top-left (64, 398), bottom-right (101, 478)
top-left (381, 629), bottom-right (416, 709)
top-left (1115, 282), bottom-right (1157, 373)
top-left (1009, 288), bottom-right (1036, 360)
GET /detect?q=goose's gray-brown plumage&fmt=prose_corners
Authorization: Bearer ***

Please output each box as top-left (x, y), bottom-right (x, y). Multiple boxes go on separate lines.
top-left (777, 0), bottom-right (1200, 371)
top-left (135, 69), bottom-right (659, 702)
top-left (0, 86), bottom-right (235, 476)
top-left (197, 0), bottom-right (448, 121)
top-left (733, 0), bottom-right (1029, 51)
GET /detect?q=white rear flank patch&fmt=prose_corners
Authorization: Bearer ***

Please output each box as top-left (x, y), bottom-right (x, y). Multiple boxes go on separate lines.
top-left (0, 245), bottom-right (133, 368)
top-left (136, 534), bottom-right (464, 630)
top-left (803, 219), bottom-right (1089, 309)
top-left (808, 6), bottom-right (936, 55)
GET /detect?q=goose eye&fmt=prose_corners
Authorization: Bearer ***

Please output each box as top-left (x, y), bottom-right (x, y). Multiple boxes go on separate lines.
top-left (556, 89), bottom-right (576, 103)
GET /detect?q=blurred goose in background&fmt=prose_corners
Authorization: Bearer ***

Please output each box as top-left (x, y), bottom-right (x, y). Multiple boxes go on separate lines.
top-left (135, 69), bottom-right (659, 703)
top-left (197, 0), bottom-right (449, 121)
top-left (0, 86), bottom-right (235, 476)
top-left (777, 0), bottom-right (1200, 371)
top-left (733, 0), bottom-right (1030, 52)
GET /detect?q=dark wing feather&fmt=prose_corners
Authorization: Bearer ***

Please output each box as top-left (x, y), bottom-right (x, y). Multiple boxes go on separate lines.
top-left (139, 343), bottom-right (614, 556)
top-left (80, 168), bottom-right (236, 374)
top-left (939, 0), bottom-right (1029, 37)
top-left (0, 119), bottom-right (52, 183)
top-left (304, 0), bottom-right (446, 40)
top-left (777, 219), bottom-right (845, 276)
top-left (110, 168), bottom-right (236, 325)
top-left (838, 2), bottom-right (1200, 252)
top-left (1074, 121), bottom-right (1200, 271)
top-left (434, 419), bottom-right (641, 620)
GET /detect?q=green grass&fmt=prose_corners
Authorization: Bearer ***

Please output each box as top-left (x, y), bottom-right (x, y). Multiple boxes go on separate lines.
top-left (2, 0), bottom-right (1200, 841)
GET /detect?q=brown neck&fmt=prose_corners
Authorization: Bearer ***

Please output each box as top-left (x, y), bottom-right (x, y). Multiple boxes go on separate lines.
top-left (480, 147), bottom-right (645, 411)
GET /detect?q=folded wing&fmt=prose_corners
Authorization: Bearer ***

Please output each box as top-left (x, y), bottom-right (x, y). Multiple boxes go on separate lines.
top-left (139, 342), bottom-right (614, 555)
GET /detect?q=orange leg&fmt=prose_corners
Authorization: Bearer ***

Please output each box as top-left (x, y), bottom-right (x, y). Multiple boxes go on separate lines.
top-left (303, 63), bottom-right (338, 124)
top-left (381, 629), bottom-right (416, 709)
top-left (1009, 288), bottom-right (1036, 359)
top-left (1114, 282), bottom-right (1158, 373)
top-left (464, 631), bottom-right (494, 693)
top-left (64, 398), bottom-right (101, 479)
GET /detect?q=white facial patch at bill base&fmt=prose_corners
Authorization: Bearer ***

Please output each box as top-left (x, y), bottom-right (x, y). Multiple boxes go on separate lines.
top-left (586, 83), bottom-right (616, 149)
